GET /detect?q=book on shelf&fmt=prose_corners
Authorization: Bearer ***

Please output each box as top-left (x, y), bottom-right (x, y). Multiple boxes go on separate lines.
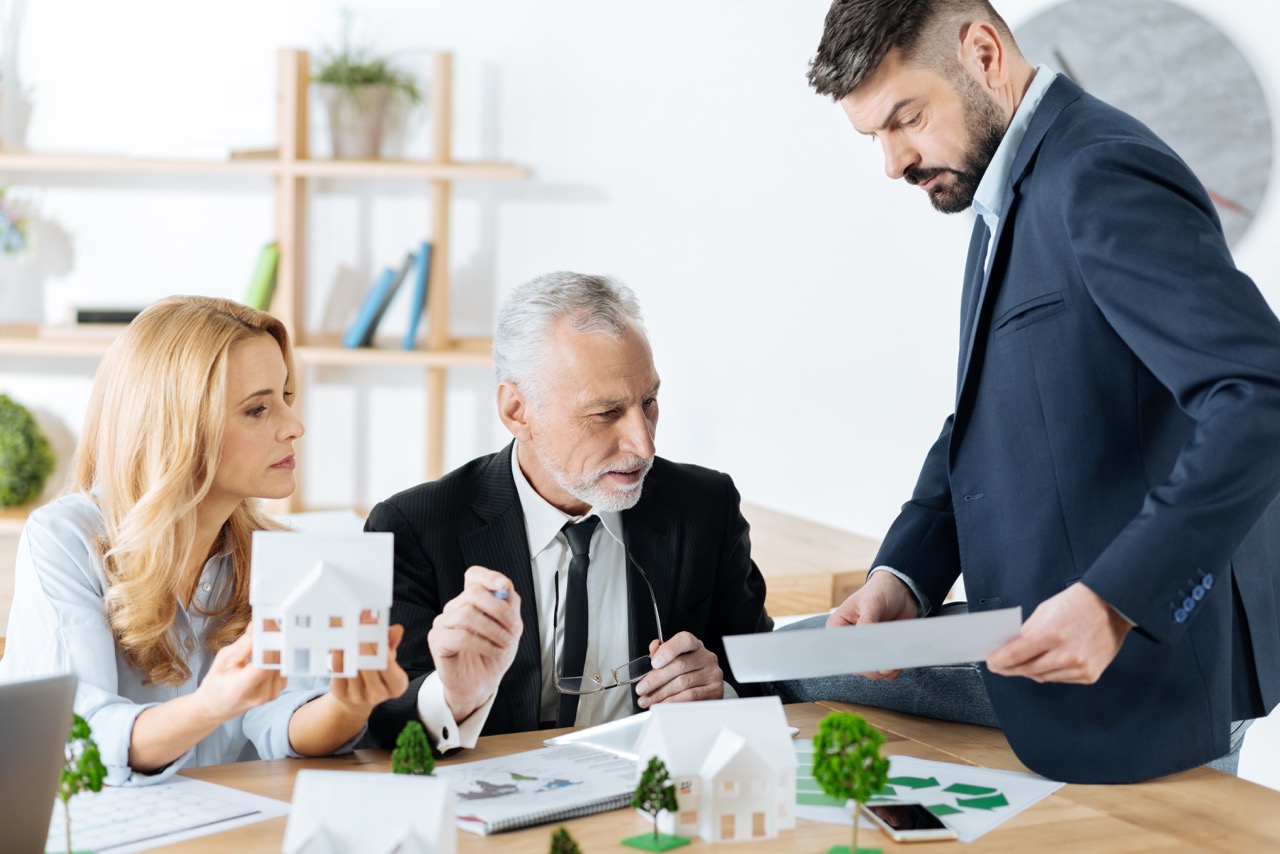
top-left (244, 242), bottom-right (280, 311)
top-left (74, 307), bottom-right (142, 324)
top-left (401, 241), bottom-right (432, 350)
top-left (37, 306), bottom-right (144, 338)
top-left (341, 252), bottom-right (416, 349)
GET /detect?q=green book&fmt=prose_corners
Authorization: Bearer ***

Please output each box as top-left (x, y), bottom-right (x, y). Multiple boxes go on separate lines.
top-left (244, 242), bottom-right (281, 311)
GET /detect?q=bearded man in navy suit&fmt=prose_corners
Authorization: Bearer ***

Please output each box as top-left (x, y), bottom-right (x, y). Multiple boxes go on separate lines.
top-left (785, 0), bottom-right (1280, 783)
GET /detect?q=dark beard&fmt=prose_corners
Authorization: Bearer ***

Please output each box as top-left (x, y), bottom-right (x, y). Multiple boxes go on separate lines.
top-left (904, 75), bottom-right (1007, 214)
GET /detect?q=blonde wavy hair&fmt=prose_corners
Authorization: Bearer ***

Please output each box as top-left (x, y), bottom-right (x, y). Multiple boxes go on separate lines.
top-left (73, 295), bottom-right (295, 686)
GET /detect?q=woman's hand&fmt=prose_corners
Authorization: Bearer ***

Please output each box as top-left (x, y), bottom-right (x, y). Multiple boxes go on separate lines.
top-left (130, 625), bottom-right (285, 773)
top-left (328, 624), bottom-right (410, 713)
top-left (194, 626), bottom-right (287, 720)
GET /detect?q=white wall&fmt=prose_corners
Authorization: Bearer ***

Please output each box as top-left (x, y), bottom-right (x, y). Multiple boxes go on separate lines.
top-left (2, 0), bottom-right (1278, 786)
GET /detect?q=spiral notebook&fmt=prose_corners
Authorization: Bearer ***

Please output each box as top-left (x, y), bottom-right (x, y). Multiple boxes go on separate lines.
top-left (433, 743), bottom-right (635, 835)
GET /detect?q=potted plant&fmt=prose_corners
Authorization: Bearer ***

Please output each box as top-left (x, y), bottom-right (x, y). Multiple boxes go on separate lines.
top-left (0, 392), bottom-right (55, 506)
top-left (313, 14), bottom-right (423, 159)
top-left (0, 185), bottom-right (29, 255)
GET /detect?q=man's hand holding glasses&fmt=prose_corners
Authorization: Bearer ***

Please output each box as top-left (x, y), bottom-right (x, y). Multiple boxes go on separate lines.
top-left (634, 633), bottom-right (725, 708)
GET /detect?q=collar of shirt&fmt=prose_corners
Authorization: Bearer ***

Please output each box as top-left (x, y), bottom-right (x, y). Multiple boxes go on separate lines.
top-left (971, 65), bottom-right (1057, 234)
top-left (510, 442), bottom-right (626, 555)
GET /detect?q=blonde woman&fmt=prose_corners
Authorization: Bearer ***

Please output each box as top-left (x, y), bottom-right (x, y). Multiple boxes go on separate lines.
top-left (0, 296), bottom-right (407, 785)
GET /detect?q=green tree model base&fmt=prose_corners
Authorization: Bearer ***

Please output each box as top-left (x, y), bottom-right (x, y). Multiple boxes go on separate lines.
top-left (621, 832), bottom-right (691, 851)
top-left (825, 847), bottom-right (882, 854)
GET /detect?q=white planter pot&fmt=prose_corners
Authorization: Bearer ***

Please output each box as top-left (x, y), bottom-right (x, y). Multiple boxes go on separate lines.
top-left (317, 83), bottom-right (393, 160)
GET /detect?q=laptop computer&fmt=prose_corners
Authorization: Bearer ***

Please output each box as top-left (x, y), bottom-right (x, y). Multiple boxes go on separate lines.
top-left (0, 673), bottom-right (77, 854)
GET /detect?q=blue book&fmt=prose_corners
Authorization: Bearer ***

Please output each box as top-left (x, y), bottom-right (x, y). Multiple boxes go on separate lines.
top-left (342, 253), bottom-right (416, 348)
top-left (402, 241), bottom-right (432, 350)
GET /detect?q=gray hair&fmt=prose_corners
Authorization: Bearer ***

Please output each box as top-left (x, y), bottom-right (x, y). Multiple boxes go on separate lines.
top-left (494, 271), bottom-right (645, 401)
top-left (808, 0), bottom-right (1014, 101)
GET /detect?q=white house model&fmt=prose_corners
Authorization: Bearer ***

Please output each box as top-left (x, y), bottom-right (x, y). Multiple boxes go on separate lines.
top-left (250, 531), bottom-right (393, 678)
top-left (632, 696), bottom-right (797, 843)
top-left (282, 770), bottom-right (456, 854)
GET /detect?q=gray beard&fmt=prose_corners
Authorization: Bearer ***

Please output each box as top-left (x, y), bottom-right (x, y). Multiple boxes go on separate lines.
top-left (532, 441), bottom-right (653, 512)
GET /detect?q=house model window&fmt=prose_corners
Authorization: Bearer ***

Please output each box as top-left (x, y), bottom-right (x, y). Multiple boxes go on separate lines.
top-left (249, 530), bottom-right (394, 678)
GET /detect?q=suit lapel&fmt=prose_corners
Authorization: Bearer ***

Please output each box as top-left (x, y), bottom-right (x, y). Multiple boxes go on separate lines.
top-left (458, 443), bottom-right (543, 730)
top-left (955, 220), bottom-right (991, 400)
top-left (955, 76), bottom-right (1084, 407)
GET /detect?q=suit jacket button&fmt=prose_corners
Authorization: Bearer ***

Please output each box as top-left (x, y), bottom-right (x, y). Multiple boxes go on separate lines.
top-left (1182, 596), bottom-right (1196, 612)
top-left (1192, 585), bottom-right (1206, 601)
top-left (1202, 573), bottom-right (1215, 589)
top-left (1174, 608), bottom-right (1188, 623)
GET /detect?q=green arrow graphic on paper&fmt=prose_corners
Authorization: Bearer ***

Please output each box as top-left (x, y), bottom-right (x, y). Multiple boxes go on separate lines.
top-left (945, 783), bottom-right (997, 795)
top-left (956, 793), bottom-right (1009, 810)
top-left (888, 775), bottom-right (940, 790)
top-left (928, 804), bottom-right (964, 816)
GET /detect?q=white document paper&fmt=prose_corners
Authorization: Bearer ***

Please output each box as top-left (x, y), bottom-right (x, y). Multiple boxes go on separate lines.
top-left (794, 741), bottom-right (1062, 842)
top-left (724, 606), bottom-right (1022, 682)
top-left (871, 754), bottom-right (1063, 843)
top-left (46, 776), bottom-right (289, 853)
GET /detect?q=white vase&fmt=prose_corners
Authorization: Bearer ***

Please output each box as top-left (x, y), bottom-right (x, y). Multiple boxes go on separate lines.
top-left (317, 83), bottom-right (393, 160)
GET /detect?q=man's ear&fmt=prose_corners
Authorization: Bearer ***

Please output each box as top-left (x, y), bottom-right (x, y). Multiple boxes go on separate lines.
top-left (959, 21), bottom-right (1009, 91)
top-left (497, 381), bottom-right (533, 442)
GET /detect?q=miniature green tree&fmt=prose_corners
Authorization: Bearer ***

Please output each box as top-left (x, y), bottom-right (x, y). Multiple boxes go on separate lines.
top-left (631, 756), bottom-right (680, 845)
top-left (813, 712), bottom-right (889, 854)
top-left (59, 713), bottom-right (107, 854)
top-left (390, 720), bottom-right (434, 775)
top-left (549, 825), bottom-right (582, 854)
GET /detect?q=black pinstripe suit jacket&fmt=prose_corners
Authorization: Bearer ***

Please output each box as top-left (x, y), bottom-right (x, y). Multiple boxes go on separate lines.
top-left (363, 443), bottom-right (774, 748)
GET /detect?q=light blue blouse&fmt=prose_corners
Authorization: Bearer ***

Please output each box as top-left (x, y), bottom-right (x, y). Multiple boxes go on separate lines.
top-left (0, 493), bottom-right (346, 786)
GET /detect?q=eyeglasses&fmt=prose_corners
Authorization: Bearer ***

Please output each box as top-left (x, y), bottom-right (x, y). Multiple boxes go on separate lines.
top-left (553, 552), bottom-right (665, 696)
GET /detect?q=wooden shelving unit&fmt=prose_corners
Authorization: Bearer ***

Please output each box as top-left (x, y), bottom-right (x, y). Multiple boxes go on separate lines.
top-left (0, 48), bottom-right (528, 514)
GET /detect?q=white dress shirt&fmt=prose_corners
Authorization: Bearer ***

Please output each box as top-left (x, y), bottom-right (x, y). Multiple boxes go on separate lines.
top-left (0, 493), bottom-right (345, 786)
top-left (417, 442), bottom-right (634, 751)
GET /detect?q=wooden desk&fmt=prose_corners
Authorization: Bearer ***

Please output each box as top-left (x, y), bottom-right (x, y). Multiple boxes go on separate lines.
top-left (741, 502), bottom-right (880, 615)
top-left (162, 702), bottom-right (1280, 853)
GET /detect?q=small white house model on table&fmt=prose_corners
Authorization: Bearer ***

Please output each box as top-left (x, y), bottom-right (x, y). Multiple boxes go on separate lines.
top-left (632, 695), bottom-right (797, 843)
top-left (250, 531), bottom-right (393, 678)
top-left (282, 770), bottom-right (456, 854)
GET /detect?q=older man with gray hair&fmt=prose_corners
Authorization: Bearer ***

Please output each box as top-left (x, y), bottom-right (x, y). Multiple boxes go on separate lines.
top-left (364, 271), bottom-right (773, 753)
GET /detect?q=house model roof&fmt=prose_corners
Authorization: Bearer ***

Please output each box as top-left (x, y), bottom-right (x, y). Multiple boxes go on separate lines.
top-left (633, 695), bottom-right (797, 772)
top-left (250, 531), bottom-right (393, 606)
top-left (282, 770), bottom-right (454, 854)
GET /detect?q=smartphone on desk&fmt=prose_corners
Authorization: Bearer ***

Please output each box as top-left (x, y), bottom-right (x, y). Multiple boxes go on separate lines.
top-left (861, 802), bottom-right (958, 842)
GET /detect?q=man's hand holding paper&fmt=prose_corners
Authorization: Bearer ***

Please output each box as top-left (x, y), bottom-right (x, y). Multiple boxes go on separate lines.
top-left (826, 569), bottom-right (920, 682)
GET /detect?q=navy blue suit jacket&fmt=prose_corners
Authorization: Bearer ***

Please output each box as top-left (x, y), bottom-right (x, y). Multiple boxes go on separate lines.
top-left (363, 444), bottom-right (774, 749)
top-left (876, 76), bottom-right (1280, 782)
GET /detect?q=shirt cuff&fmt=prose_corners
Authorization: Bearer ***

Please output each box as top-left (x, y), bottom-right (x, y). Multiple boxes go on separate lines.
top-left (243, 681), bottom-right (333, 759)
top-left (416, 671), bottom-right (496, 752)
top-left (90, 700), bottom-right (193, 787)
top-left (867, 565), bottom-right (933, 617)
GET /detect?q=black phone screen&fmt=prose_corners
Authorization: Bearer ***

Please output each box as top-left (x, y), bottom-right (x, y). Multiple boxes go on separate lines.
top-left (865, 802), bottom-right (949, 831)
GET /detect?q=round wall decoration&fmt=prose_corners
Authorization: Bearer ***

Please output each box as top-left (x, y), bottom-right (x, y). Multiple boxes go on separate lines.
top-left (1016, 0), bottom-right (1272, 246)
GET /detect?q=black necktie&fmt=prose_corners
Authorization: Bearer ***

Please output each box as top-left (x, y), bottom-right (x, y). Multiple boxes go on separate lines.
top-left (557, 515), bottom-right (600, 727)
